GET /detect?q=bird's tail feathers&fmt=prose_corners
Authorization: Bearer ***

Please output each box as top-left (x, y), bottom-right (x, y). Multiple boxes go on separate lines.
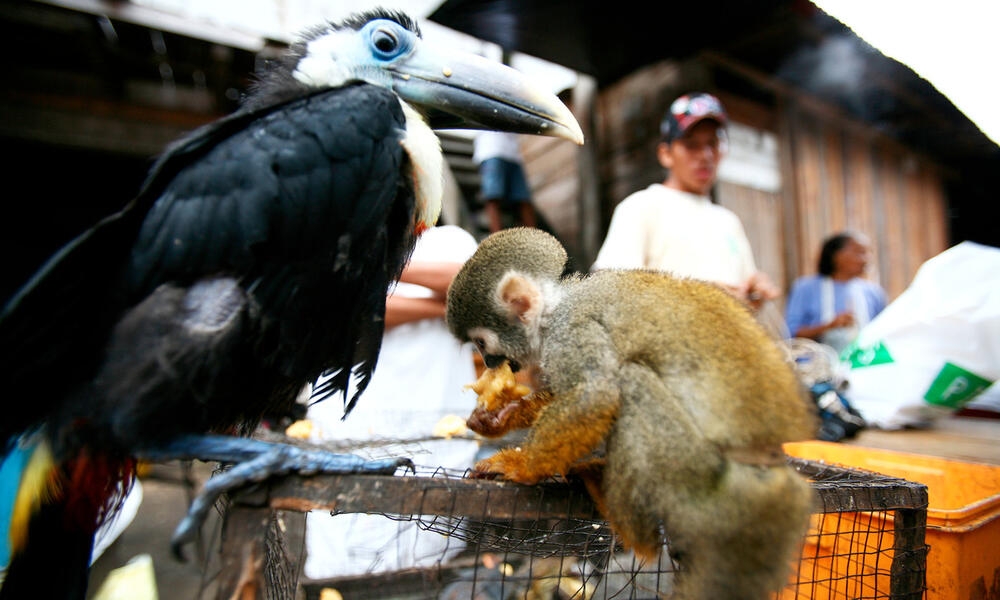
top-left (5, 436), bottom-right (135, 561)
top-left (63, 450), bottom-right (136, 536)
top-left (0, 438), bottom-right (129, 600)
top-left (8, 436), bottom-right (60, 556)
top-left (343, 360), bottom-right (375, 418)
top-left (308, 355), bottom-right (379, 420)
top-left (309, 367), bottom-right (350, 407)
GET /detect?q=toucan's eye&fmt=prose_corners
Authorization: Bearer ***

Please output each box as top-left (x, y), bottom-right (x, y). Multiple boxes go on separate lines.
top-left (373, 28), bottom-right (398, 55)
top-left (363, 19), bottom-right (411, 62)
top-left (361, 19), bottom-right (417, 63)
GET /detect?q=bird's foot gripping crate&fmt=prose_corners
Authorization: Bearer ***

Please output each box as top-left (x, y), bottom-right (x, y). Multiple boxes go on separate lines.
top-left (785, 441), bottom-right (1000, 600)
top-left (211, 439), bottom-right (932, 600)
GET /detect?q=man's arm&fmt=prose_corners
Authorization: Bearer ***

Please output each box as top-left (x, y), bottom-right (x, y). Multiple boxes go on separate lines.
top-left (397, 261), bottom-right (464, 298)
top-left (384, 261), bottom-right (465, 329)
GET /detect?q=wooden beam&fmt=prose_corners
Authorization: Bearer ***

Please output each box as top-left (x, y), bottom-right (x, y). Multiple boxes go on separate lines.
top-left (36, 0), bottom-right (267, 50)
top-left (573, 74), bottom-right (602, 267)
top-left (703, 50), bottom-right (926, 155)
top-left (232, 473), bottom-right (601, 521)
top-left (0, 93), bottom-right (217, 156)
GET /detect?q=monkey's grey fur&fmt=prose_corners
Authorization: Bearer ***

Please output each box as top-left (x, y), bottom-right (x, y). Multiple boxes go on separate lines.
top-left (447, 227), bottom-right (817, 600)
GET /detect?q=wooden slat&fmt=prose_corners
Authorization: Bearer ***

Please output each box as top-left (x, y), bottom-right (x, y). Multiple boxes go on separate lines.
top-left (777, 96), bottom-right (803, 281)
top-left (522, 133), bottom-right (582, 257)
top-left (217, 507), bottom-right (299, 600)
top-left (534, 177), bottom-right (580, 243)
top-left (717, 182), bottom-right (785, 293)
top-left (875, 146), bottom-right (908, 299)
top-left (792, 111), bottom-right (824, 278)
top-left (232, 458), bottom-right (937, 517)
top-left (903, 167), bottom-right (928, 283)
top-left (844, 134), bottom-right (877, 239)
top-left (822, 124), bottom-right (846, 233)
top-left (892, 503), bottom-right (929, 600)
top-left (237, 473), bottom-right (601, 521)
top-left (922, 168), bottom-right (949, 255)
top-left (522, 137), bottom-right (579, 189)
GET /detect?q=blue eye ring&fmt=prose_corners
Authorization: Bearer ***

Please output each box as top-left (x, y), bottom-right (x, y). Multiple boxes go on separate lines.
top-left (366, 21), bottom-right (410, 61)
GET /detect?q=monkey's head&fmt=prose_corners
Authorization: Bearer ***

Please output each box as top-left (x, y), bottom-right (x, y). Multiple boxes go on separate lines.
top-left (446, 228), bottom-right (568, 372)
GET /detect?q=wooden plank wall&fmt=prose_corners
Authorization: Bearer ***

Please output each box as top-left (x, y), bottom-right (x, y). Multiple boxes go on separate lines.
top-left (521, 60), bottom-right (690, 266)
top-left (716, 182), bottom-right (786, 294)
top-left (520, 133), bottom-right (582, 258)
top-left (518, 57), bottom-right (951, 305)
top-left (782, 105), bottom-right (949, 301)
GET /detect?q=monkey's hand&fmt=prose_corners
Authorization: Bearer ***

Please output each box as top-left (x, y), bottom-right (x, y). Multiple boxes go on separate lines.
top-left (467, 401), bottom-right (521, 437)
top-left (471, 447), bottom-right (546, 485)
top-left (467, 390), bottom-right (554, 437)
top-left (465, 362), bottom-right (532, 412)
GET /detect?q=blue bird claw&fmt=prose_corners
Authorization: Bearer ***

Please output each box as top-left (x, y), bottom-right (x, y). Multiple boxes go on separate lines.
top-left (136, 434), bottom-right (412, 561)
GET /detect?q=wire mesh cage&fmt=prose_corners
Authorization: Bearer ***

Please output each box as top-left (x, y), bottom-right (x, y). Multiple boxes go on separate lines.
top-left (212, 437), bottom-right (929, 600)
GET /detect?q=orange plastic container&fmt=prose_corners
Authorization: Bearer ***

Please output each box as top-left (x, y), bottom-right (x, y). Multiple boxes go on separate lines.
top-left (782, 441), bottom-right (1000, 600)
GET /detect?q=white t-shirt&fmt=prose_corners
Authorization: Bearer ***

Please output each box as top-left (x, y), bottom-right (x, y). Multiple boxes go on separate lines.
top-left (591, 184), bottom-right (757, 288)
top-left (472, 130), bottom-right (524, 164)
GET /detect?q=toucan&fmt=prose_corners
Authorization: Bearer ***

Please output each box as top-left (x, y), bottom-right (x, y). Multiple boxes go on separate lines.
top-left (0, 9), bottom-right (583, 598)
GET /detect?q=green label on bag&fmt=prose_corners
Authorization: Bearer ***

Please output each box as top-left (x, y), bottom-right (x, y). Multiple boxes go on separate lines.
top-left (924, 363), bottom-right (993, 408)
top-left (844, 340), bottom-right (894, 368)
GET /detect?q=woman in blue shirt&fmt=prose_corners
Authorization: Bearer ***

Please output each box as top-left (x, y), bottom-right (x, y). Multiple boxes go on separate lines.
top-left (785, 230), bottom-right (888, 353)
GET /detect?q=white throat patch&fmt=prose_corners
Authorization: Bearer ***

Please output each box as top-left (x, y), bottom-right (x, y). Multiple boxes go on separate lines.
top-left (293, 32), bottom-right (354, 88)
top-left (398, 100), bottom-right (443, 227)
top-left (292, 30), bottom-right (393, 90)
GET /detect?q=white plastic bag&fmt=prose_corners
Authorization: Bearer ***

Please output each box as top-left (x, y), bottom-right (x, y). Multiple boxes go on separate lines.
top-left (841, 241), bottom-right (1000, 429)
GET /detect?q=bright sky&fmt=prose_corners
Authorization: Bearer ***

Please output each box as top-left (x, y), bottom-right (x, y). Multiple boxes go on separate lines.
top-left (813, 0), bottom-right (1000, 147)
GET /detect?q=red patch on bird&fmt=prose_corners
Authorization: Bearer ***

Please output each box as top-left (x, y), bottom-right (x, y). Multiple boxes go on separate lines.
top-left (62, 452), bottom-right (137, 533)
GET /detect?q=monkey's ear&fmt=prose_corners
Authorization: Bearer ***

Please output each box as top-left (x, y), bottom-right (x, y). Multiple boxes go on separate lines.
top-left (498, 273), bottom-right (542, 325)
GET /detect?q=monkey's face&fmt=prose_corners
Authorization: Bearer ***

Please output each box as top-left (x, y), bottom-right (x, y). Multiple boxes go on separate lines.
top-left (446, 228), bottom-right (565, 373)
top-left (453, 269), bottom-right (546, 373)
top-left (446, 274), bottom-right (535, 372)
top-left (467, 326), bottom-right (526, 372)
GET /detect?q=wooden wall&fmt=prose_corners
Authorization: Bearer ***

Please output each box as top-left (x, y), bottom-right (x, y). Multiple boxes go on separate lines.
top-left (716, 181), bottom-right (787, 297)
top-left (521, 57), bottom-right (952, 307)
top-left (521, 61), bottom-right (689, 267)
top-left (780, 104), bottom-right (949, 300)
top-left (521, 133), bottom-right (582, 258)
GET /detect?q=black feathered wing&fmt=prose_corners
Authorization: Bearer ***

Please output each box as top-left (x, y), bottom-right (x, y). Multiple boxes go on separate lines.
top-left (0, 83), bottom-right (417, 445)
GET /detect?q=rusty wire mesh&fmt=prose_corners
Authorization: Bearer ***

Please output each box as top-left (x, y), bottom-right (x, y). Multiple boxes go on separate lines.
top-left (287, 443), bottom-right (928, 600)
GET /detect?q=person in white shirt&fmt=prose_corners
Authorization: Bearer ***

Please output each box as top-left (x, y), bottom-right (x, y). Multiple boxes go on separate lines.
top-left (472, 130), bottom-right (536, 232)
top-left (592, 92), bottom-right (779, 313)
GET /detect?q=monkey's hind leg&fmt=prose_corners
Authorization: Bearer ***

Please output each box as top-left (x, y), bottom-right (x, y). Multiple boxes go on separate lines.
top-left (671, 461), bottom-right (815, 600)
top-left (600, 364), bottom-right (726, 564)
top-left (566, 457), bottom-right (610, 516)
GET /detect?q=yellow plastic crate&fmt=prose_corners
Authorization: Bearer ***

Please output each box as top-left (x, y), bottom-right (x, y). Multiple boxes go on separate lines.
top-left (783, 441), bottom-right (1000, 600)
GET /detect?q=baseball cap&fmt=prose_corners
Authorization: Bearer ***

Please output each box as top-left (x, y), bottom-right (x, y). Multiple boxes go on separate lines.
top-left (660, 92), bottom-right (728, 143)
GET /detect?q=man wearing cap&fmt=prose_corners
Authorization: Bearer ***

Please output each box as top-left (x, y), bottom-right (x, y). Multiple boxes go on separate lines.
top-left (592, 92), bottom-right (779, 312)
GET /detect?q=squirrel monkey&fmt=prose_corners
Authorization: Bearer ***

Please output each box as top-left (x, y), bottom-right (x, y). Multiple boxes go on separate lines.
top-left (446, 228), bottom-right (817, 600)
